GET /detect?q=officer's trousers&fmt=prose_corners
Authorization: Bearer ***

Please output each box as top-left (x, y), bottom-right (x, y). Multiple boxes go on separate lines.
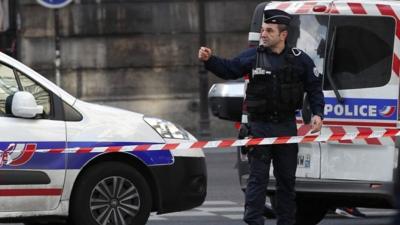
top-left (243, 120), bottom-right (298, 225)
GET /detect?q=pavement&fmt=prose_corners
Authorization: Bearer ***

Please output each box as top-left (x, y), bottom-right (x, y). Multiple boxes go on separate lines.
top-left (148, 200), bottom-right (397, 222)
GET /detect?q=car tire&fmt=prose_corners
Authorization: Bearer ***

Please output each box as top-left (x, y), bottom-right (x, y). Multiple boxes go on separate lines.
top-left (70, 162), bottom-right (152, 225)
top-left (295, 198), bottom-right (328, 225)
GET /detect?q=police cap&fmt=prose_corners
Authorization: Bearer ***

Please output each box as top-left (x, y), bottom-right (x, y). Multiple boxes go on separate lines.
top-left (264, 9), bottom-right (292, 25)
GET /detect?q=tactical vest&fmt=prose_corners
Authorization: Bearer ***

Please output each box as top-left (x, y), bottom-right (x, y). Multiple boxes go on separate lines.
top-left (246, 46), bottom-right (304, 122)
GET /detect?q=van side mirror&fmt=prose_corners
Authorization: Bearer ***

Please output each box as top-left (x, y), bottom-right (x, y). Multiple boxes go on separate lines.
top-left (302, 93), bottom-right (311, 124)
top-left (208, 83), bottom-right (244, 122)
top-left (6, 91), bottom-right (43, 118)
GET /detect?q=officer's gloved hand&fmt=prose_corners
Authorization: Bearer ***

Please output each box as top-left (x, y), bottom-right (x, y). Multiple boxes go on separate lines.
top-left (238, 124), bottom-right (252, 155)
top-left (238, 123), bottom-right (250, 139)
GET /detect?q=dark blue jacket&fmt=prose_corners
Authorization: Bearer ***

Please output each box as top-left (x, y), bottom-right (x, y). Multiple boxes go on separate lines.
top-left (204, 47), bottom-right (325, 118)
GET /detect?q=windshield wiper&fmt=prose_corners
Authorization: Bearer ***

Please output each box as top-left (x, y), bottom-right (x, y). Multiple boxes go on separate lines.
top-left (326, 26), bottom-right (344, 104)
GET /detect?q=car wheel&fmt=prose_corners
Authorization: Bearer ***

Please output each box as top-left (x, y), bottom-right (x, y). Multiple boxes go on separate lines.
top-left (70, 162), bottom-right (152, 225)
top-left (295, 198), bottom-right (328, 225)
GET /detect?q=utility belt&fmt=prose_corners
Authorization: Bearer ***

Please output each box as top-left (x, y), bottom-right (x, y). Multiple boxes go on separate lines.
top-left (248, 112), bottom-right (296, 123)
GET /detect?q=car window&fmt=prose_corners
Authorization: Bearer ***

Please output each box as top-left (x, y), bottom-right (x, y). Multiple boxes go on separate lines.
top-left (0, 64), bottom-right (18, 116)
top-left (16, 70), bottom-right (51, 117)
top-left (324, 16), bottom-right (395, 90)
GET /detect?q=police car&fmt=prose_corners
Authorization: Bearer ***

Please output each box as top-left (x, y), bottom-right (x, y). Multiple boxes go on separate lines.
top-left (209, 1), bottom-right (399, 224)
top-left (0, 52), bottom-right (206, 224)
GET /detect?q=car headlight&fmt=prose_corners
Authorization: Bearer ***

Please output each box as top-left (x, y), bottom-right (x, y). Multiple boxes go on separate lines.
top-left (144, 117), bottom-right (190, 140)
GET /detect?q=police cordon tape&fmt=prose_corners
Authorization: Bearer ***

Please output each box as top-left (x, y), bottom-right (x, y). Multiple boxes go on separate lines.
top-left (11, 128), bottom-right (400, 154)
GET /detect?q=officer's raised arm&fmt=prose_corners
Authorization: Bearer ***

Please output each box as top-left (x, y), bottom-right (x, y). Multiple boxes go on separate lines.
top-left (198, 46), bottom-right (255, 80)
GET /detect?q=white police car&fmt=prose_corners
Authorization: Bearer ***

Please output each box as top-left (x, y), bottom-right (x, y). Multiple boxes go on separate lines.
top-left (0, 51), bottom-right (206, 225)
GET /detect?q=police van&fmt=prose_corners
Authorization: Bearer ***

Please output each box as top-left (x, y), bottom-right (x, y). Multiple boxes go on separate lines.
top-left (209, 1), bottom-right (399, 224)
top-left (0, 52), bottom-right (206, 224)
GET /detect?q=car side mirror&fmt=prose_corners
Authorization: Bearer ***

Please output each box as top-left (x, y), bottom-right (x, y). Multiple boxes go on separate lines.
top-left (301, 93), bottom-right (311, 124)
top-left (6, 91), bottom-right (43, 118)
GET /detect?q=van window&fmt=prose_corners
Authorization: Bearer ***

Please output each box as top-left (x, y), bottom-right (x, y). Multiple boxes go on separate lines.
top-left (324, 16), bottom-right (395, 90)
top-left (0, 64), bottom-right (18, 116)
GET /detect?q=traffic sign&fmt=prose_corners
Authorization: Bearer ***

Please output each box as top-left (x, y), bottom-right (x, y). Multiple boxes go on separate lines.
top-left (37, 0), bottom-right (73, 9)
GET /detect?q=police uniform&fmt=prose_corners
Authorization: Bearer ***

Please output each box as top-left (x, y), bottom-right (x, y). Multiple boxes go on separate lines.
top-left (204, 9), bottom-right (324, 225)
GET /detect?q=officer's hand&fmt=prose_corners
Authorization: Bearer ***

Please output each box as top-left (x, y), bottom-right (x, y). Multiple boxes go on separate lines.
top-left (198, 47), bottom-right (212, 61)
top-left (310, 115), bottom-right (322, 133)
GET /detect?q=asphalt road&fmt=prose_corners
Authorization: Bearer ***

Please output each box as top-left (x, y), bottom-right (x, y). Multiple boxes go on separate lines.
top-left (2, 148), bottom-right (397, 225)
top-left (145, 148), bottom-right (396, 225)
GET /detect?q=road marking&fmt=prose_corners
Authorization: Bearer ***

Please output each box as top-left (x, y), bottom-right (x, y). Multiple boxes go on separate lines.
top-left (202, 200), bottom-right (237, 205)
top-left (161, 211), bottom-right (216, 217)
top-left (148, 213), bottom-right (168, 221)
top-left (148, 200), bottom-right (240, 220)
top-left (221, 214), bottom-right (244, 220)
top-left (197, 207), bottom-right (244, 212)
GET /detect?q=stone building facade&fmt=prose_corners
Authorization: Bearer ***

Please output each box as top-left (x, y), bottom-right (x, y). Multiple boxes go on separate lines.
top-left (15, 0), bottom-right (264, 138)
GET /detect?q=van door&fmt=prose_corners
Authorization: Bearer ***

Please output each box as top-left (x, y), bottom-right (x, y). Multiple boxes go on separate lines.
top-left (0, 63), bottom-right (66, 211)
top-left (320, 2), bottom-right (397, 181)
top-left (286, 13), bottom-right (330, 179)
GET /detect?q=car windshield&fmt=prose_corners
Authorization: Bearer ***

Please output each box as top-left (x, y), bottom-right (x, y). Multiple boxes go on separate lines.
top-left (287, 15), bottom-right (328, 75)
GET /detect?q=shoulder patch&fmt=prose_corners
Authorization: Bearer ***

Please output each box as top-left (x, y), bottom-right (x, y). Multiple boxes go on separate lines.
top-left (291, 47), bottom-right (302, 56)
top-left (313, 67), bottom-right (319, 77)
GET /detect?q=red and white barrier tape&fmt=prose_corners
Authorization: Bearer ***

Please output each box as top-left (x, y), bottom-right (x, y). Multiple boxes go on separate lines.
top-left (21, 128), bottom-right (400, 154)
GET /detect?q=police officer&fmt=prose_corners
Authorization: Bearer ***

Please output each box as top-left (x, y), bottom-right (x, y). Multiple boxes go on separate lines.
top-left (198, 9), bottom-right (324, 225)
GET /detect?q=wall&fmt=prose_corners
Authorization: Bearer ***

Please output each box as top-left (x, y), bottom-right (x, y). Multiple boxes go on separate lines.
top-left (17, 0), bottom-right (264, 138)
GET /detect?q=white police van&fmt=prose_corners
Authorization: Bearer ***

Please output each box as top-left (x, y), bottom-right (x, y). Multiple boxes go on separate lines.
top-left (209, 1), bottom-right (399, 224)
top-left (0, 52), bottom-right (207, 225)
